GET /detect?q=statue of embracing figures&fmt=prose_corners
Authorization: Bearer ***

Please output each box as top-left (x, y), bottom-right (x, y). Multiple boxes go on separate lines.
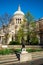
top-left (21, 37), bottom-right (25, 49)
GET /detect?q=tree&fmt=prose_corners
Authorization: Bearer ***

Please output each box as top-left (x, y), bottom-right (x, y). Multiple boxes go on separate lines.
top-left (28, 21), bottom-right (39, 45)
top-left (30, 32), bottom-right (39, 45)
top-left (0, 13), bottom-right (11, 26)
top-left (16, 26), bottom-right (25, 43)
top-left (25, 12), bottom-right (34, 44)
top-left (25, 11), bottom-right (34, 23)
top-left (0, 13), bottom-right (11, 44)
top-left (25, 12), bottom-right (39, 45)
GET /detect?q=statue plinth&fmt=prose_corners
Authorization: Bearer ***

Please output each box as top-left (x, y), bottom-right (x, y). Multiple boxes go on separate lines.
top-left (21, 48), bottom-right (28, 54)
top-left (20, 48), bottom-right (32, 62)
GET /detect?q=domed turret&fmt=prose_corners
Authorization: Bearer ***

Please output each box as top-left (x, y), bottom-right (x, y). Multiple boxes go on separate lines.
top-left (14, 5), bottom-right (24, 15)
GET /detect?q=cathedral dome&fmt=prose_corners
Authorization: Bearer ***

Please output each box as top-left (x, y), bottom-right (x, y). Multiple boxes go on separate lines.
top-left (14, 5), bottom-right (24, 15)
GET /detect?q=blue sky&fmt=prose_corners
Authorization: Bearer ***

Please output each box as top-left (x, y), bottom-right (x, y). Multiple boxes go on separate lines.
top-left (0, 0), bottom-right (43, 26)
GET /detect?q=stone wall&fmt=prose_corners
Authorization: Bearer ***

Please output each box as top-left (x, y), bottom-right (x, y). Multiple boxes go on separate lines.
top-left (0, 45), bottom-right (43, 49)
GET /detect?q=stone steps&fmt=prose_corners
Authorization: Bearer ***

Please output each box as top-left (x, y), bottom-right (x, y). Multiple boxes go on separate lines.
top-left (0, 59), bottom-right (19, 65)
top-left (0, 58), bottom-right (18, 63)
top-left (0, 54), bottom-right (16, 57)
top-left (0, 61), bottom-right (19, 65)
top-left (0, 57), bottom-right (17, 60)
top-left (0, 54), bottom-right (19, 65)
top-left (0, 54), bottom-right (17, 60)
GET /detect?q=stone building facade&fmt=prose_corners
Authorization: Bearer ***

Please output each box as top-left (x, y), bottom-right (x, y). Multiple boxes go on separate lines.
top-left (0, 5), bottom-right (43, 45)
top-left (36, 18), bottom-right (43, 45)
top-left (0, 5), bottom-right (24, 44)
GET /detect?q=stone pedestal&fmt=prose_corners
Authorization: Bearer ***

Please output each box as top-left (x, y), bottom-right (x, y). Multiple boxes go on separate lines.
top-left (20, 48), bottom-right (32, 62)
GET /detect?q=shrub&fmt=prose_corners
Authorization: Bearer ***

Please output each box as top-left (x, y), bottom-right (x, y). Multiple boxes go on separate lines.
top-left (30, 37), bottom-right (39, 45)
top-left (9, 41), bottom-right (20, 45)
top-left (26, 48), bottom-right (43, 52)
top-left (14, 49), bottom-right (21, 53)
top-left (0, 49), bottom-right (15, 55)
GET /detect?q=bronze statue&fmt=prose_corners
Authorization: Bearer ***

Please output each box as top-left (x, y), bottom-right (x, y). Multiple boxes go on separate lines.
top-left (21, 37), bottom-right (25, 48)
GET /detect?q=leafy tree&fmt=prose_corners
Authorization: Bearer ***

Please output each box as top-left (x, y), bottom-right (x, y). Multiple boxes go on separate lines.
top-left (25, 11), bottom-right (34, 23)
top-left (29, 22), bottom-right (39, 45)
top-left (30, 34), bottom-right (39, 45)
top-left (25, 12), bottom-right (39, 45)
top-left (16, 26), bottom-right (24, 43)
top-left (25, 12), bottom-right (34, 44)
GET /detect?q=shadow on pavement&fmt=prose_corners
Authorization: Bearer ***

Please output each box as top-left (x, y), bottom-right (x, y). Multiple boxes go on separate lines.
top-left (9, 58), bottom-right (43, 65)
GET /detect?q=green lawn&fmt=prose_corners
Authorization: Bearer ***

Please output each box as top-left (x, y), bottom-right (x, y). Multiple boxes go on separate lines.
top-left (0, 48), bottom-right (43, 55)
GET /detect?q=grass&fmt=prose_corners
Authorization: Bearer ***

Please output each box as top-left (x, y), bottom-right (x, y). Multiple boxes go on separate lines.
top-left (14, 48), bottom-right (43, 53)
top-left (0, 48), bottom-right (43, 55)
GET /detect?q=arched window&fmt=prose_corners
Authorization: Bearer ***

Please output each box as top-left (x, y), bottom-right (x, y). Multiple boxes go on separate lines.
top-left (16, 18), bottom-right (21, 24)
top-left (18, 18), bottom-right (19, 23)
top-left (20, 19), bottom-right (21, 24)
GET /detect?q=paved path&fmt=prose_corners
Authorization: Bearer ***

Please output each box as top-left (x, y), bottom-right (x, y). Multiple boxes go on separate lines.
top-left (9, 58), bottom-right (43, 65)
top-left (32, 51), bottom-right (43, 60)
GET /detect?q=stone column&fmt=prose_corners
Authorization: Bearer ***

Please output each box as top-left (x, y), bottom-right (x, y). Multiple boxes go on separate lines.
top-left (0, 36), bottom-right (2, 44)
